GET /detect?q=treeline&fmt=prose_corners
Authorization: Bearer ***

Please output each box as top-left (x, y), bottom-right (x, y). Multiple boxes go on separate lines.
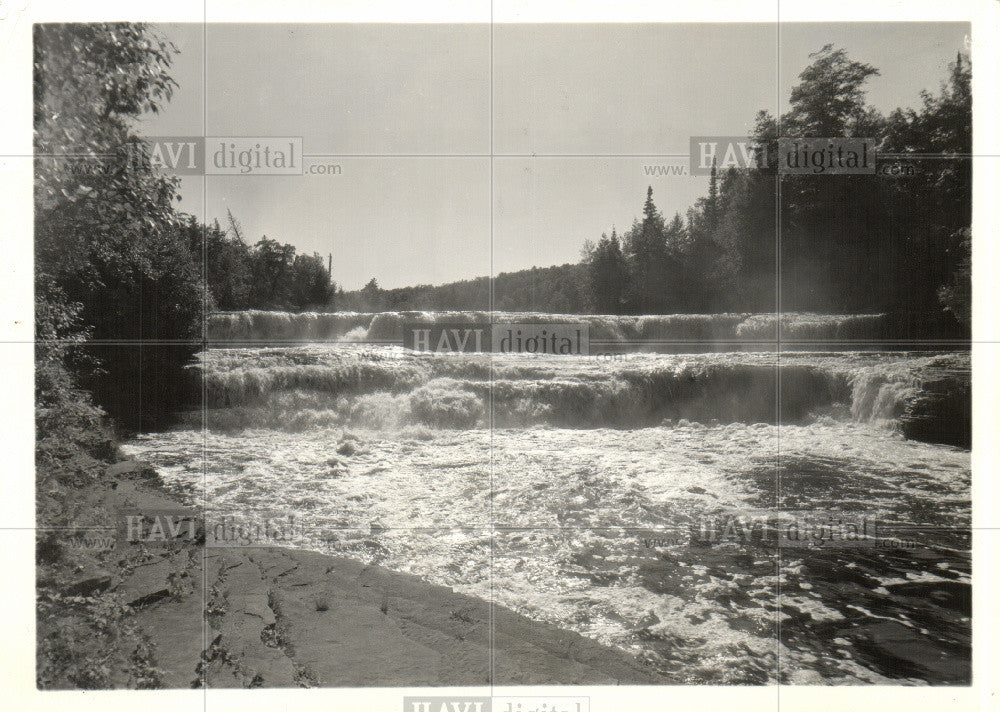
top-left (340, 266), bottom-right (588, 313)
top-left (355, 45), bottom-right (970, 323)
top-left (187, 214), bottom-right (335, 312)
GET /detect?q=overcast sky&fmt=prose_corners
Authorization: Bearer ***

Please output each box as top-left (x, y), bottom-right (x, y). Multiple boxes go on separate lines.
top-left (143, 22), bottom-right (968, 289)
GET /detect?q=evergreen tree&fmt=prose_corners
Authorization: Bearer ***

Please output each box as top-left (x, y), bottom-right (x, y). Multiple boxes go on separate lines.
top-left (623, 187), bottom-right (678, 313)
top-left (586, 229), bottom-right (629, 314)
top-left (705, 159), bottom-right (720, 233)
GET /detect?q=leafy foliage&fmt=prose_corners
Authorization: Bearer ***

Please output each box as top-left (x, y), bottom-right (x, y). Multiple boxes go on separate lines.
top-left (185, 216), bottom-right (337, 312)
top-left (35, 23), bottom-right (202, 431)
top-left (35, 24), bottom-right (338, 431)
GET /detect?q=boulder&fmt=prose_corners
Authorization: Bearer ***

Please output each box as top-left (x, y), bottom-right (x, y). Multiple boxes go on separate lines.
top-left (106, 460), bottom-right (158, 481)
top-left (65, 571), bottom-right (112, 597)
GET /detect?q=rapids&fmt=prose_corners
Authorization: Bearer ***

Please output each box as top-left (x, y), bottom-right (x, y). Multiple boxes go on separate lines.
top-left (124, 313), bottom-right (971, 684)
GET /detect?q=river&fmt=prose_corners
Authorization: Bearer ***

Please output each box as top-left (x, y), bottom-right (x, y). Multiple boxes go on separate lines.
top-left (122, 311), bottom-right (971, 684)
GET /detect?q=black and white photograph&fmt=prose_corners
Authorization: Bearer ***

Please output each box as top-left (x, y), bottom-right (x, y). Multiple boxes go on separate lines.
top-left (7, 0), bottom-right (999, 707)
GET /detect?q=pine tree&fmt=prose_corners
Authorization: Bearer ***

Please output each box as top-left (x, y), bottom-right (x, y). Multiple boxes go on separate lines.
top-left (623, 187), bottom-right (677, 313)
top-left (586, 228), bottom-right (628, 314)
top-left (705, 159), bottom-right (719, 233)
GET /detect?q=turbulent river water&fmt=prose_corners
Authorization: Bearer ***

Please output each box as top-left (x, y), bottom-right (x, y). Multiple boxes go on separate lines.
top-left (123, 311), bottom-right (971, 685)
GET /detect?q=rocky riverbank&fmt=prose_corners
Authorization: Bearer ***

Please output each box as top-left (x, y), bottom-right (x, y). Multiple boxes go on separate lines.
top-left (37, 458), bottom-right (662, 688)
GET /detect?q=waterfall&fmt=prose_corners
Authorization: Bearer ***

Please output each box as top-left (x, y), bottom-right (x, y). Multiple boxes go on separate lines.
top-left (206, 310), bottom-right (891, 346)
top-left (207, 311), bottom-right (374, 342)
top-left (184, 346), bottom-right (969, 446)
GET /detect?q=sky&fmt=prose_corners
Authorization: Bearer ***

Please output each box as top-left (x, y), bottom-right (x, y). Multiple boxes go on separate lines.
top-left (143, 22), bottom-right (969, 290)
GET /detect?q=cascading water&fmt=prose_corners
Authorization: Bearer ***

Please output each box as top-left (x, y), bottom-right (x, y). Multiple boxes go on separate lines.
top-left (189, 345), bottom-right (968, 443)
top-left (125, 311), bottom-right (971, 684)
top-left (207, 310), bottom-right (892, 345)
